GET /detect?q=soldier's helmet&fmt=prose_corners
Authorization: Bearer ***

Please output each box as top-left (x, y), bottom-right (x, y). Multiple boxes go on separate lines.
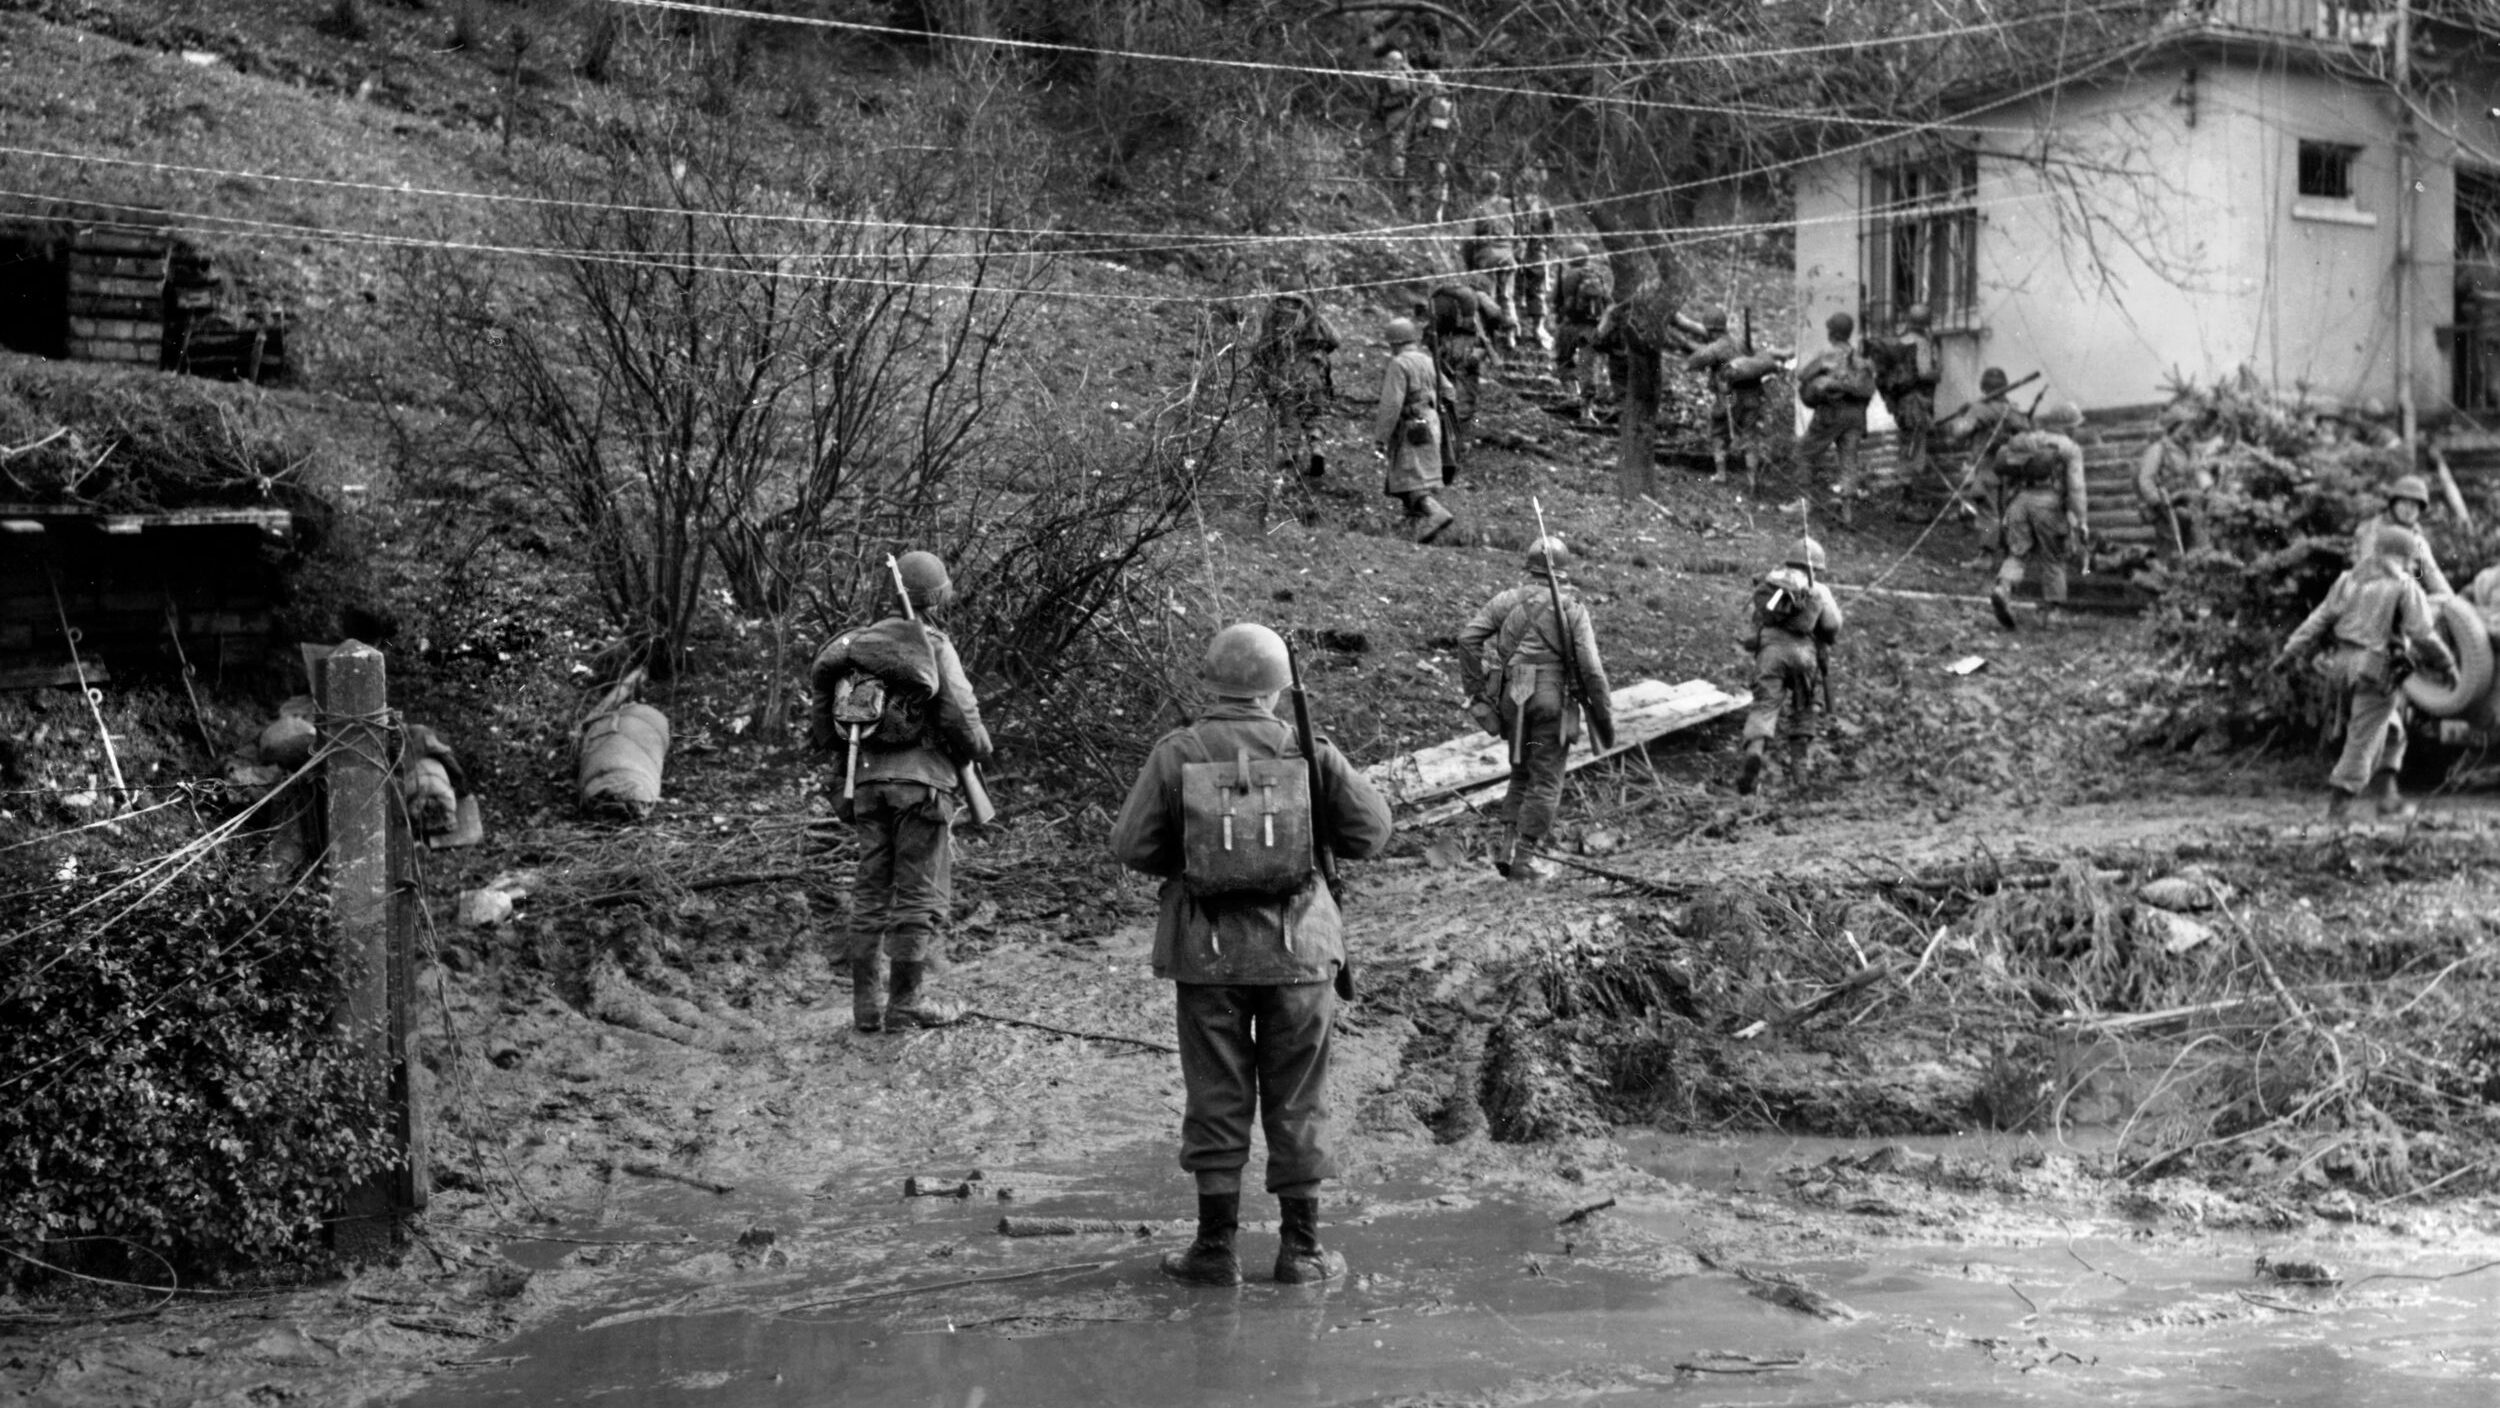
top-left (895, 550), bottom-right (954, 611)
top-left (2158, 401), bottom-right (2198, 430)
top-left (1784, 536), bottom-right (1827, 573)
top-left (2361, 396), bottom-right (2392, 420)
top-left (1903, 302), bottom-right (1931, 329)
top-left (1979, 367), bottom-right (2010, 394)
top-left (1825, 311), bottom-right (1856, 340)
top-left (2388, 473), bottom-right (2431, 505)
top-left (1384, 316), bottom-right (1421, 346)
top-left (1522, 536), bottom-right (1570, 576)
top-left (1202, 622), bottom-right (1292, 697)
top-left (1563, 240), bottom-right (1591, 261)
top-left (2038, 401), bottom-right (2084, 430)
top-left (1704, 308), bottom-right (1729, 333)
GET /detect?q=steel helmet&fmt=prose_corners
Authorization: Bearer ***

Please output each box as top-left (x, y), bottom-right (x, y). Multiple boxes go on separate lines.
top-left (1979, 367), bottom-right (2010, 394)
top-left (1703, 308), bottom-right (1729, 333)
top-left (2388, 474), bottom-right (2431, 505)
top-left (1903, 302), bottom-right (1932, 329)
top-left (1202, 622), bottom-right (1292, 697)
top-left (1563, 240), bottom-right (1591, 260)
top-left (1522, 535), bottom-right (1569, 576)
top-left (2157, 401), bottom-right (2198, 430)
top-left (2037, 401), bottom-right (2084, 429)
top-left (1825, 311), bottom-right (1856, 339)
top-left (1384, 316), bottom-right (1421, 346)
top-left (1784, 536), bottom-right (1827, 573)
top-left (894, 550), bottom-right (954, 611)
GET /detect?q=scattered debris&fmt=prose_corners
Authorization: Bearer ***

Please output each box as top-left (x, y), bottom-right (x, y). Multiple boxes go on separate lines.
top-left (905, 1174), bottom-right (977, 1198)
top-left (619, 1161), bottom-right (735, 1195)
top-left (1736, 1268), bottom-right (1864, 1321)
top-left (2255, 1255), bottom-right (2340, 1287)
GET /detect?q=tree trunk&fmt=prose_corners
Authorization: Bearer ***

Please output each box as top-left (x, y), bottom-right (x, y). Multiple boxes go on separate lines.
top-left (1617, 341), bottom-right (1658, 502)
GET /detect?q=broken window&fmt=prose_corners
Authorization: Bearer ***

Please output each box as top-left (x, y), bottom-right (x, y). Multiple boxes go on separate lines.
top-left (1861, 148), bottom-right (1979, 333)
top-left (2297, 140), bottom-right (2360, 200)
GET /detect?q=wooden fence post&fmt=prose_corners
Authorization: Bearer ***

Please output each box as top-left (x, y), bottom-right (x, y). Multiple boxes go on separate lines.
top-left (318, 640), bottom-right (419, 1252)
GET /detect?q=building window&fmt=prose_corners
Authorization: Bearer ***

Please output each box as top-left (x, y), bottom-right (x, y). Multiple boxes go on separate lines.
top-left (1861, 149), bottom-right (1979, 333)
top-left (2298, 140), bottom-right (2359, 199)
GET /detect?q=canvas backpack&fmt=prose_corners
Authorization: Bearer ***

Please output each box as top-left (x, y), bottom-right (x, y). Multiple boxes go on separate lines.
top-left (814, 621), bottom-right (942, 753)
top-left (1751, 567), bottom-right (1821, 638)
top-left (1995, 431), bottom-right (2060, 488)
top-left (1567, 268), bottom-right (1612, 323)
top-left (1177, 727), bottom-right (1315, 902)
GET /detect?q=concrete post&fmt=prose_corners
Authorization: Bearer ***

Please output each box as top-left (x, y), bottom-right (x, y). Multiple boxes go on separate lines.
top-left (319, 640), bottom-right (406, 1253)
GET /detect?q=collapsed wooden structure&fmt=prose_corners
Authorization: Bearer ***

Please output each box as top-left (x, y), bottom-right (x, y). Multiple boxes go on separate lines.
top-left (1362, 677), bottom-right (1752, 824)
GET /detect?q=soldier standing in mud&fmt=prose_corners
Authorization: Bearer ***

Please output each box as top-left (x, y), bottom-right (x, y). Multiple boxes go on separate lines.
top-left (1374, 316), bottom-right (1458, 542)
top-left (1427, 276), bottom-right (1514, 482)
top-left (1252, 291), bottom-right (1340, 482)
top-left (1980, 402), bottom-right (2090, 631)
top-left (807, 551), bottom-right (991, 1034)
top-left (1871, 303), bottom-right (1941, 517)
top-left (1794, 312), bottom-right (1878, 528)
top-left (1111, 622), bottom-right (1394, 1287)
top-left (1736, 537), bottom-right (1843, 796)
top-left (1456, 537), bottom-right (1616, 881)
top-left (2274, 524), bottom-right (2457, 821)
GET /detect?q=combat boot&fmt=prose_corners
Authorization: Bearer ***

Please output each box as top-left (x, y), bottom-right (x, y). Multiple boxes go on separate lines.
top-left (1785, 738), bottom-right (1812, 790)
top-left (848, 954), bottom-right (884, 1035)
top-left (1160, 1193), bottom-right (1243, 1287)
top-left (1735, 740), bottom-right (1766, 796)
top-left (1411, 497), bottom-right (1456, 544)
top-left (2326, 787), bottom-right (2357, 823)
top-left (884, 960), bottom-right (964, 1029)
top-left (2370, 769), bottom-right (2416, 819)
top-left (1273, 1196), bottom-right (1347, 1285)
top-left (1989, 584), bottom-right (2019, 631)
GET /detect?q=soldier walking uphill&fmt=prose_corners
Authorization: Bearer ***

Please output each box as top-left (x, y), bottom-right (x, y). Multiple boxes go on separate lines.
top-left (1737, 538), bottom-right (1844, 796)
top-left (1943, 367), bottom-right (2033, 544)
top-left (1427, 277), bottom-right (1515, 482)
top-left (1684, 311), bottom-right (1781, 484)
top-left (1982, 402), bottom-right (2089, 631)
top-left (1374, 317), bottom-right (1459, 543)
top-left (1253, 292), bottom-right (1341, 481)
top-left (1870, 304), bottom-right (1941, 516)
top-left (807, 551), bottom-right (992, 1033)
top-left (1794, 312), bottom-right (1878, 527)
top-left (2274, 525), bottom-right (2457, 821)
top-left (1457, 537), bottom-right (1616, 881)
top-left (2134, 403), bottom-right (2212, 561)
top-left (1461, 173), bottom-right (1521, 348)
top-left (1551, 243), bottom-right (1613, 423)
top-left (1511, 172), bottom-right (1558, 349)
top-left (1111, 623), bottom-right (1394, 1288)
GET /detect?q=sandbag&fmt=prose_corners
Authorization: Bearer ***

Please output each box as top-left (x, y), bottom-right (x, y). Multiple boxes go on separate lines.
top-left (579, 703), bottom-right (670, 820)
top-left (2400, 595), bottom-right (2495, 719)
top-left (403, 757), bottom-right (457, 836)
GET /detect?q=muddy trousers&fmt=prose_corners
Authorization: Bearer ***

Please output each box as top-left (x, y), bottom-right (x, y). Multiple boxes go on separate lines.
top-left (1743, 641), bottom-right (1822, 746)
top-left (1174, 980), bottom-right (1338, 1196)
top-left (1889, 390), bottom-right (1935, 488)
top-left (1800, 407), bottom-right (1868, 499)
top-left (2325, 653), bottom-right (2408, 795)
top-left (1995, 492), bottom-right (2072, 605)
top-left (842, 781), bottom-right (955, 964)
top-left (1498, 683), bottom-right (1573, 847)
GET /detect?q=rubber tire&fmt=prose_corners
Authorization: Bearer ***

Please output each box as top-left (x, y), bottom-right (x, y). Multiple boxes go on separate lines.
top-left (2400, 594), bottom-right (2495, 719)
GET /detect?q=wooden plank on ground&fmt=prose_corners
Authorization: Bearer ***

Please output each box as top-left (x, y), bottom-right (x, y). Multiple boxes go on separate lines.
top-left (1363, 678), bottom-right (1751, 818)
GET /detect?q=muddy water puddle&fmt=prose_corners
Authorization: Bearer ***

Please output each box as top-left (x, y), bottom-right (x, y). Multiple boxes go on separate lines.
top-left (403, 1137), bottom-right (2500, 1408)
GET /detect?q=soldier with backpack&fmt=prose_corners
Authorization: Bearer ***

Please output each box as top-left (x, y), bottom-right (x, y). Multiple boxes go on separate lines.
top-left (1736, 538), bottom-right (1844, 795)
top-left (1110, 622), bottom-right (1394, 1287)
top-left (1456, 535), bottom-right (1616, 881)
top-left (807, 550), bottom-right (992, 1034)
top-left (1551, 243), bottom-right (1612, 423)
top-left (1374, 315), bottom-right (1460, 542)
top-left (1683, 310), bottom-right (1784, 484)
top-left (2274, 524), bottom-right (2457, 821)
top-left (1981, 402), bottom-right (2090, 630)
top-left (1428, 277), bottom-right (1513, 480)
top-left (1869, 303), bottom-right (1942, 516)
top-left (1795, 311), bottom-right (1878, 528)
top-left (1461, 173), bottom-right (1520, 348)
top-left (1253, 291), bottom-right (1341, 481)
